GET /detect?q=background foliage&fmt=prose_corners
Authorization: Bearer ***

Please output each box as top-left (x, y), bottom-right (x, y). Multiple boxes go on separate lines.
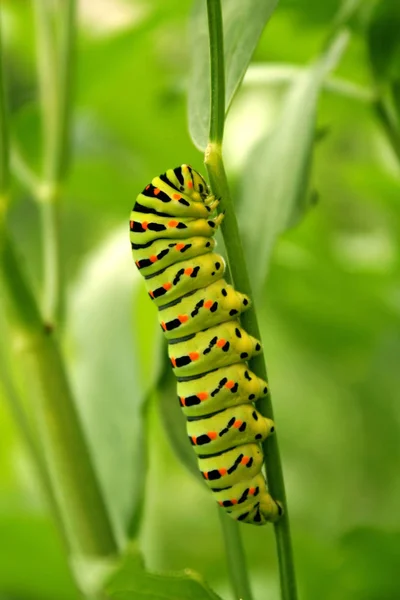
top-left (1, 0), bottom-right (400, 599)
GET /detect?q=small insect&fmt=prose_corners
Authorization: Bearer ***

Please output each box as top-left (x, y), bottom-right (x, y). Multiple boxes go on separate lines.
top-left (130, 164), bottom-right (282, 525)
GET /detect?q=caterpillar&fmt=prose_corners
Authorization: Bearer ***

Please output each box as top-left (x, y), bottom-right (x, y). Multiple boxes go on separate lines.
top-left (130, 164), bottom-right (282, 525)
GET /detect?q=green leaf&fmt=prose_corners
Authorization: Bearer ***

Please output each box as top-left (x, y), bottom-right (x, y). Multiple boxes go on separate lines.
top-left (157, 349), bottom-right (200, 481)
top-left (105, 545), bottom-right (222, 600)
top-left (239, 31), bottom-right (349, 293)
top-left (68, 226), bottom-right (162, 539)
top-left (189, 0), bottom-right (279, 150)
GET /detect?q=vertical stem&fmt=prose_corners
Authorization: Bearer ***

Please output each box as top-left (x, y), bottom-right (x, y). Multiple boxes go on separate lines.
top-left (204, 2), bottom-right (298, 600)
top-left (0, 231), bottom-right (119, 557)
top-left (0, 10), bottom-right (9, 205)
top-left (374, 95), bottom-right (400, 165)
top-left (207, 0), bottom-right (225, 144)
top-left (0, 1), bottom-right (118, 564)
top-left (34, 0), bottom-right (76, 326)
top-left (218, 512), bottom-right (253, 600)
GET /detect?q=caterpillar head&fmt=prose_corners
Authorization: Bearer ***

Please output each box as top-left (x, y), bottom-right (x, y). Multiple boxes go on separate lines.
top-left (181, 164), bottom-right (210, 202)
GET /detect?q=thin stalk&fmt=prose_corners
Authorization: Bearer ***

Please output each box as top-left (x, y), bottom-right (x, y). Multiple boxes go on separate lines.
top-left (374, 95), bottom-right (400, 166)
top-left (1, 1), bottom-right (118, 564)
top-left (0, 10), bottom-right (9, 204)
top-left (204, 2), bottom-right (298, 599)
top-left (0, 230), bottom-right (118, 558)
top-left (0, 342), bottom-right (69, 549)
top-left (218, 512), bottom-right (253, 600)
top-left (34, 0), bottom-right (76, 326)
top-left (207, 0), bottom-right (225, 144)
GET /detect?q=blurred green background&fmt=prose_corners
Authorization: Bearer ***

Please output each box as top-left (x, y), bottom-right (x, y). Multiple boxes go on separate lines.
top-left (1, 0), bottom-right (400, 599)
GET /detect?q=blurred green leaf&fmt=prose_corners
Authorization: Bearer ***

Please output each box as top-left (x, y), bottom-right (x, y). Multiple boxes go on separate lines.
top-left (367, 0), bottom-right (400, 84)
top-left (105, 545), bottom-right (222, 600)
top-left (337, 527), bottom-right (400, 600)
top-left (0, 513), bottom-right (78, 600)
top-left (68, 227), bottom-right (162, 540)
top-left (189, 0), bottom-right (279, 150)
top-left (157, 350), bottom-right (200, 481)
top-left (239, 31), bottom-right (349, 293)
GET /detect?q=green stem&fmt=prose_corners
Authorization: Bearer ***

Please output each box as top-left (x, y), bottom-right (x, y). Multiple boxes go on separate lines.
top-left (218, 512), bottom-right (253, 600)
top-left (0, 338), bottom-right (69, 549)
top-left (0, 230), bottom-right (118, 558)
top-left (374, 95), bottom-right (400, 166)
top-left (206, 0), bottom-right (225, 144)
top-left (34, 0), bottom-right (76, 326)
top-left (204, 2), bottom-right (298, 599)
top-left (0, 10), bottom-right (9, 203)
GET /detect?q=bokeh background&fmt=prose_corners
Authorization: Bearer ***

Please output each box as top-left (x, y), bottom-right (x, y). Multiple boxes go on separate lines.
top-left (1, 0), bottom-right (400, 599)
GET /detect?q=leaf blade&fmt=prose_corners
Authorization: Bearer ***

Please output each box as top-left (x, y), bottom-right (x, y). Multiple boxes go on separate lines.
top-left (239, 31), bottom-right (349, 293)
top-left (189, 0), bottom-right (279, 150)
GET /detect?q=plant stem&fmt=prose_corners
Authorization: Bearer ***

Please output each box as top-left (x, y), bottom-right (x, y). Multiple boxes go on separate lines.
top-left (0, 10), bottom-right (9, 204)
top-left (0, 5), bottom-right (118, 560)
top-left (206, 0), bottom-right (225, 144)
top-left (34, 0), bottom-right (76, 326)
top-left (0, 230), bottom-right (118, 557)
top-left (204, 2), bottom-right (298, 599)
top-left (218, 512), bottom-right (253, 600)
top-left (374, 95), bottom-right (400, 166)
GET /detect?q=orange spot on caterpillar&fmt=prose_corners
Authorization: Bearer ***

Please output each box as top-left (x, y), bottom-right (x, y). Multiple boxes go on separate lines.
top-left (233, 420), bottom-right (243, 429)
top-left (161, 322), bottom-right (167, 331)
top-left (189, 351), bottom-right (199, 361)
top-left (191, 436), bottom-right (197, 445)
top-left (178, 314), bottom-right (188, 323)
top-left (154, 188), bottom-right (160, 195)
top-left (130, 220), bottom-right (134, 228)
top-left (142, 221), bottom-right (148, 230)
top-left (149, 291), bottom-right (154, 298)
top-left (225, 380), bottom-right (235, 389)
top-left (203, 472), bottom-right (209, 479)
top-left (145, 185), bottom-right (150, 190)
top-left (150, 255), bottom-right (157, 263)
top-left (219, 468), bottom-right (227, 476)
top-left (180, 396), bottom-right (186, 406)
top-left (135, 260), bottom-right (140, 267)
top-left (170, 357), bottom-right (176, 367)
top-left (231, 499), bottom-right (238, 505)
top-left (218, 501), bottom-right (224, 506)
top-left (208, 431), bottom-right (217, 440)
top-left (187, 181), bottom-right (193, 188)
top-left (172, 193), bottom-right (181, 200)
top-left (168, 220), bottom-right (179, 228)
top-left (249, 487), bottom-right (256, 495)
top-left (163, 282), bottom-right (172, 291)
top-left (175, 243), bottom-right (185, 250)
top-left (204, 300), bottom-right (213, 309)
top-left (197, 392), bottom-right (208, 401)
top-left (184, 267), bottom-right (194, 276)
top-left (241, 456), bottom-right (250, 466)
top-left (216, 339), bottom-right (226, 348)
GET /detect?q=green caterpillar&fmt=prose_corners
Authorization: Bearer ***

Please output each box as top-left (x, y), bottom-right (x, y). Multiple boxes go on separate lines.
top-left (130, 164), bottom-right (282, 525)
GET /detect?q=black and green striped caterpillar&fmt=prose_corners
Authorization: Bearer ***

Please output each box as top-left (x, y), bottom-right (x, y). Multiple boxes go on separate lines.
top-left (130, 164), bottom-right (282, 525)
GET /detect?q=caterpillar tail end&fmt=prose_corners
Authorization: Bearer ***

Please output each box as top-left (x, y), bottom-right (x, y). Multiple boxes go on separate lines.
top-left (260, 496), bottom-right (284, 523)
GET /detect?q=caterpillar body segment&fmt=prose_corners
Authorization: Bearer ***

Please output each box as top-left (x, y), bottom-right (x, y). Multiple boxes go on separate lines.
top-left (187, 404), bottom-right (275, 455)
top-left (130, 164), bottom-right (282, 525)
top-left (198, 443), bottom-right (264, 489)
top-left (145, 253), bottom-right (226, 307)
top-left (133, 237), bottom-right (216, 277)
top-left (159, 282), bottom-right (250, 340)
top-left (168, 321), bottom-right (262, 378)
top-left (177, 363), bottom-right (269, 418)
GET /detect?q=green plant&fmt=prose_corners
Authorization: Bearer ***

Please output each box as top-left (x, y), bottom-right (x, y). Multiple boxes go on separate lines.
top-left (1, 1), bottom-right (400, 599)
